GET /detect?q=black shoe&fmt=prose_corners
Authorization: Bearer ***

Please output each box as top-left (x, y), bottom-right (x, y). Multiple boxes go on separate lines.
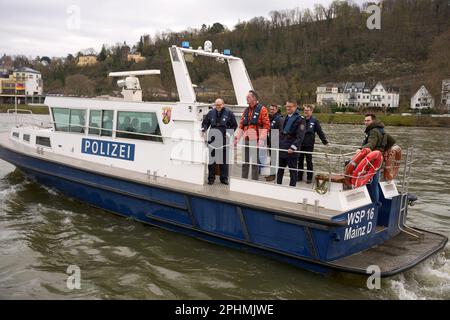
top-left (208, 180), bottom-right (215, 185)
top-left (306, 180), bottom-right (313, 184)
top-left (220, 180), bottom-right (229, 185)
top-left (298, 177), bottom-right (303, 182)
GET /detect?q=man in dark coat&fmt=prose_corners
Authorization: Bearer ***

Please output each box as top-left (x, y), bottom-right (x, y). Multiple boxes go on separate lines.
top-left (298, 105), bottom-right (328, 184)
top-left (361, 113), bottom-right (396, 205)
top-left (362, 114), bottom-right (395, 152)
top-left (266, 104), bottom-right (282, 181)
top-left (277, 100), bottom-right (306, 187)
top-left (202, 98), bottom-right (238, 185)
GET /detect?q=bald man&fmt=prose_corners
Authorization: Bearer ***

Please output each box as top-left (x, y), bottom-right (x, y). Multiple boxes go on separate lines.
top-left (201, 99), bottom-right (238, 185)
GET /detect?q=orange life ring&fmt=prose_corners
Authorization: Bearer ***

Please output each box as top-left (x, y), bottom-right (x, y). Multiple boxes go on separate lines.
top-left (384, 145), bottom-right (402, 181)
top-left (351, 150), bottom-right (383, 188)
top-left (344, 148), bottom-right (371, 186)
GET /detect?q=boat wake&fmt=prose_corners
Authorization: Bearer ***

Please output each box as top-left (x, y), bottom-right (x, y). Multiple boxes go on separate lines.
top-left (387, 247), bottom-right (450, 300)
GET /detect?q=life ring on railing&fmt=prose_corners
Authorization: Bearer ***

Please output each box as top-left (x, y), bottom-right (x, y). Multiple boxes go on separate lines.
top-left (351, 150), bottom-right (383, 188)
top-left (344, 148), bottom-right (371, 186)
top-left (384, 145), bottom-right (402, 181)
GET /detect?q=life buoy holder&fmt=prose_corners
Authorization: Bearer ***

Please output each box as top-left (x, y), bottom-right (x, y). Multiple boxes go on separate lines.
top-left (344, 148), bottom-right (371, 186)
top-left (384, 145), bottom-right (402, 181)
top-left (351, 150), bottom-right (383, 188)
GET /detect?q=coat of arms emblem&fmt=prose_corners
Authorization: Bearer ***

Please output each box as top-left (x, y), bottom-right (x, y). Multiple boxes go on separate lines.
top-left (162, 107), bottom-right (172, 124)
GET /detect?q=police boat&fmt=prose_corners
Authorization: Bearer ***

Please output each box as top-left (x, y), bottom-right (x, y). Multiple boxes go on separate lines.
top-left (0, 42), bottom-right (447, 277)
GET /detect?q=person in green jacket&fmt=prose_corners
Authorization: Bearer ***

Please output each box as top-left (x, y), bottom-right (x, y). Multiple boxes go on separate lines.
top-left (362, 114), bottom-right (395, 152)
top-left (361, 113), bottom-right (396, 206)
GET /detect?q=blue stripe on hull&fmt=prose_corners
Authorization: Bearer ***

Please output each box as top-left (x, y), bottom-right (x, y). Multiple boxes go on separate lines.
top-left (0, 146), bottom-right (402, 275)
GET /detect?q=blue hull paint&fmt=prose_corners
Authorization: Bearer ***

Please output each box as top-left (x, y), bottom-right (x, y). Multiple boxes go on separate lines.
top-left (0, 146), bottom-right (403, 275)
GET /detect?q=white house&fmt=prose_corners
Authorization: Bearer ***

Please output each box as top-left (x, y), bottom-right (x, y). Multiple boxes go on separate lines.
top-left (343, 82), bottom-right (365, 107)
top-left (411, 85), bottom-right (434, 109)
top-left (369, 82), bottom-right (399, 108)
top-left (442, 79), bottom-right (450, 110)
top-left (13, 67), bottom-right (43, 96)
top-left (316, 82), bottom-right (345, 106)
top-left (316, 81), bottom-right (399, 108)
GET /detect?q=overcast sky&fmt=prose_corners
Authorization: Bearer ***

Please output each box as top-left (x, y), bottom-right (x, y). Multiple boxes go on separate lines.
top-left (0, 0), bottom-right (365, 58)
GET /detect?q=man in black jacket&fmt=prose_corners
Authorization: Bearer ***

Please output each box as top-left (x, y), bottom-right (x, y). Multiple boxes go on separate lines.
top-left (277, 100), bottom-right (306, 187)
top-left (202, 98), bottom-right (238, 185)
top-left (298, 105), bottom-right (328, 184)
top-left (266, 104), bottom-right (282, 181)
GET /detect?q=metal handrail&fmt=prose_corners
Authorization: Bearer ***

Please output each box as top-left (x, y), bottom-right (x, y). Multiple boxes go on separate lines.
top-left (39, 120), bottom-right (362, 159)
top-left (12, 118), bottom-right (412, 195)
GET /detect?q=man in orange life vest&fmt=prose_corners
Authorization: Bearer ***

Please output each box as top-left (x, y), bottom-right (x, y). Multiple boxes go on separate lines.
top-left (234, 90), bottom-right (270, 181)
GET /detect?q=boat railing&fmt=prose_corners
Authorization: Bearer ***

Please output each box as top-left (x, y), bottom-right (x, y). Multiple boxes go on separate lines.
top-left (396, 147), bottom-right (422, 239)
top-left (7, 109), bottom-right (52, 129)
top-left (229, 142), bottom-right (371, 194)
top-left (18, 119), bottom-right (413, 198)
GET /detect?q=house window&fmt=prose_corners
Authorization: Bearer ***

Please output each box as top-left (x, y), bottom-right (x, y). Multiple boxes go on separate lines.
top-left (116, 111), bottom-right (162, 142)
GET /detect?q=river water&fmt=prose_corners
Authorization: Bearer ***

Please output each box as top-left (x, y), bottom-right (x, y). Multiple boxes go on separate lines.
top-left (0, 114), bottom-right (449, 300)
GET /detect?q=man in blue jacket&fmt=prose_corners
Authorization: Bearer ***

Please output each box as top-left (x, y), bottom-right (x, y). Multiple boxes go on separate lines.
top-left (202, 98), bottom-right (238, 185)
top-left (277, 100), bottom-right (306, 187)
top-left (298, 105), bottom-right (328, 184)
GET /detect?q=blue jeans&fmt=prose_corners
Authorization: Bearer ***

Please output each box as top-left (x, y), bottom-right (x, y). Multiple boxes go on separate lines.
top-left (368, 171), bottom-right (381, 205)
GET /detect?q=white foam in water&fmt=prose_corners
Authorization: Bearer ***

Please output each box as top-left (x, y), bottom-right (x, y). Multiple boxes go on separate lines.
top-left (388, 250), bottom-right (450, 300)
top-left (0, 183), bottom-right (26, 201)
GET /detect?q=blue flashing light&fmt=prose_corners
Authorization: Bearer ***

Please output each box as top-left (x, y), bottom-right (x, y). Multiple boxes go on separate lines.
top-left (182, 41), bottom-right (190, 49)
top-left (223, 49), bottom-right (231, 56)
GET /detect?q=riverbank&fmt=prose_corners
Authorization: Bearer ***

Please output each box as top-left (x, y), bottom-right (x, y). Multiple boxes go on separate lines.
top-left (315, 113), bottom-right (450, 127)
top-left (2, 104), bottom-right (450, 127)
top-left (0, 104), bottom-right (49, 115)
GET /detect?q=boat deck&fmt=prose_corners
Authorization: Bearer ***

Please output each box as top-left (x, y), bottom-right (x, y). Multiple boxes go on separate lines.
top-left (329, 229), bottom-right (448, 277)
top-left (0, 133), bottom-right (342, 225)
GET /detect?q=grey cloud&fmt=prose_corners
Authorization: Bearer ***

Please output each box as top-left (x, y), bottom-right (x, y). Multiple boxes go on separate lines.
top-left (1, 0), bottom-right (345, 57)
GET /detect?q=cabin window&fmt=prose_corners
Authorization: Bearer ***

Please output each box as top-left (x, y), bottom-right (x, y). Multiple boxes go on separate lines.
top-left (116, 111), bottom-right (162, 142)
top-left (36, 136), bottom-right (51, 147)
top-left (69, 109), bottom-right (86, 133)
top-left (102, 110), bottom-right (114, 137)
top-left (53, 108), bottom-right (87, 133)
top-left (89, 110), bottom-right (101, 135)
top-left (52, 108), bottom-right (70, 132)
top-left (89, 110), bottom-right (113, 137)
top-left (12, 132), bottom-right (19, 139)
top-left (23, 134), bottom-right (30, 142)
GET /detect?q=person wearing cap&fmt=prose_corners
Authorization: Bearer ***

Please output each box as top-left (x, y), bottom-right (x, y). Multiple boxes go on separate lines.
top-left (202, 98), bottom-right (238, 185)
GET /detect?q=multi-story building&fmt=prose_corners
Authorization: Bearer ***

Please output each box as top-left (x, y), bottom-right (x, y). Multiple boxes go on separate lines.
top-left (128, 52), bottom-right (146, 63)
top-left (316, 82), bottom-right (345, 106)
top-left (411, 85), bottom-right (434, 109)
top-left (370, 82), bottom-right (399, 108)
top-left (442, 79), bottom-right (450, 110)
top-left (13, 67), bottom-right (43, 96)
top-left (77, 55), bottom-right (97, 67)
top-left (0, 67), bottom-right (44, 104)
top-left (317, 81), bottom-right (399, 108)
top-left (343, 82), bottom-right (365, 107)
